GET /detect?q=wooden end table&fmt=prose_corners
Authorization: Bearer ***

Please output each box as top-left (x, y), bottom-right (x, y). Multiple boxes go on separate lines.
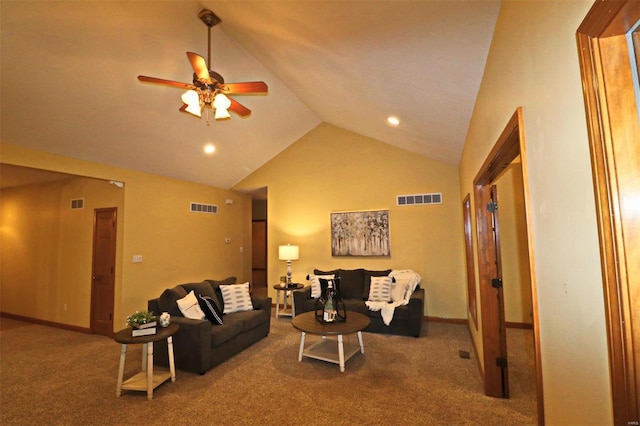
top-left (114, 322), bottom-right (179, 400)
top-left (273, 283), bottom-right (303, 318)
top-left (291, 311), bottom-right (370, 372)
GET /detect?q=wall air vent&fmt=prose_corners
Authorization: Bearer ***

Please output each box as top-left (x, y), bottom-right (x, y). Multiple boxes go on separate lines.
top-left (190, 202), bottom-right (218, 214)
top-left (397, 193), bottom-right (442, 206)
top-left (70, 198), bottom-right (84, 209)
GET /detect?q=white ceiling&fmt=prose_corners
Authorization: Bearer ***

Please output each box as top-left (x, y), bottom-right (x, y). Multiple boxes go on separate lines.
top-left (1, 1), bottom-right (500, 190)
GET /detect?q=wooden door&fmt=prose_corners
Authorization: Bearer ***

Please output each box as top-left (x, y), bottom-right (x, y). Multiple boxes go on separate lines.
top-left (252, 220), bottom-right (267, 294)
top-left (489, 184), bottom-right (509, 398)
top-left (91, 208), bottom-right (116, 336)
top-left (475, 183), bottom-right (509, 399)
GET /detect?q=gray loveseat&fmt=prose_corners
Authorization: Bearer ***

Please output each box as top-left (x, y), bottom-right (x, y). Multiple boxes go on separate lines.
top-left (292, 268), bottom-right (424, 337)
top-left (147, 278), bottom-right (271, 374)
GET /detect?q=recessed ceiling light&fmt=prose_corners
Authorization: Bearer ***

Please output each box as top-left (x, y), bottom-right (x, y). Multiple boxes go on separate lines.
top-left (387, 116), bottom-right (400, 126)
top-left (204, 144), bottom-right (215, 154)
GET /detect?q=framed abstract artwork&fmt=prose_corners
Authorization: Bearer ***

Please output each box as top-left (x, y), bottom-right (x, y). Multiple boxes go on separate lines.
top-left (331, 210), bottom-right (390, 257)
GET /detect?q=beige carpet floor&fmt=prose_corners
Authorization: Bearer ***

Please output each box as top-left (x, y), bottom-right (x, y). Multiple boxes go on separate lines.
top-left (0, 315), bottom-right (537, 425)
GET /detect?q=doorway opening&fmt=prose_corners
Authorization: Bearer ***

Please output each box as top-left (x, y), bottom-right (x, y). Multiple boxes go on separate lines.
top-left (473, 107), bottom-right (543, 421)
top-left (251, 188), bottom-right (268, 297)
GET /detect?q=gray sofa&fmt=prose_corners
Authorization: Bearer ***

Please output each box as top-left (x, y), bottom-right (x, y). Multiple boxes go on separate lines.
top-left (147, 278), bottom-right (271, 375)
top-left (292, 268), bottom-right (424, 337)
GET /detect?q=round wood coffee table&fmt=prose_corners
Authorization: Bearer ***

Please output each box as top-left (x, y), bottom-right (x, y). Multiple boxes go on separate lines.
top-left (291, 311), bottom-right (370, 372)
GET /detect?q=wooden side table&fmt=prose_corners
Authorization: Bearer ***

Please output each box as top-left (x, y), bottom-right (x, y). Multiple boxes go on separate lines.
top-left (113, 323), bottom-right (179, 400)
top-left (273, 283), bottom-right (303, 318)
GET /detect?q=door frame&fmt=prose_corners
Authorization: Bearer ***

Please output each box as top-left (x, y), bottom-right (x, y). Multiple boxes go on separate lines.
top-left (462, 194), bottom-right (478, 330)
top-left (473, 107), bottom-right (544, 421)
top-left (576, 1), bottom-right (640, 423)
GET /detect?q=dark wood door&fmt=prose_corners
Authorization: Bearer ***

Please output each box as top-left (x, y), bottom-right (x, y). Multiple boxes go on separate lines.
top-left (475, 183), bottom-right (510, 399)
top-left (489, 184), bottom-right (509, 398)
top-left (474, 109), bottom-right (527, 402)
top-left (91, 208), bottom-right (116, 336)
top-left (252, 220), bottom-right (267, 294)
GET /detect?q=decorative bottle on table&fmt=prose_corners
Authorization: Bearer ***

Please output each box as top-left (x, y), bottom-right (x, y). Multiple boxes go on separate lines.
top-left (323, 280), bottom-right (337, 322)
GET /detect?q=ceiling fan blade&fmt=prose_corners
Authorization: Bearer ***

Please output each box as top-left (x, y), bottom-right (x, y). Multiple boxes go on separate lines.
top-left (187, 52), bottom-right (212, 84)
top-left (228, 97), bottom-right (251, 117)
top-left (220, 82), bottom-right (268, 94)
top-left (138, 75), bottom-right (195, 90)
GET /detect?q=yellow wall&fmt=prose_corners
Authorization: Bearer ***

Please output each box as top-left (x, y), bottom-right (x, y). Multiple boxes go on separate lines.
top-left (1, 175), bottom-right (124, 327)
top-left (495, 163), bottom-right (532, 324)
top-left (459, 1), bottom-right (612, 424)
top-left (235, 123), bottom-right (466, 319)
top-left (1, 143), bottom-right (252, 331)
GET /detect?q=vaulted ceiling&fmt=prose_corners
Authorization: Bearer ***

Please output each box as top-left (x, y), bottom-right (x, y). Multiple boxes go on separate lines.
top-left (1, 1), bottom-right (500, 189)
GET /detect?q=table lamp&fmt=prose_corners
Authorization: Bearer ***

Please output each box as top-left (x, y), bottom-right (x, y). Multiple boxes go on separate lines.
top-left (278, 244), bottom-right (299, 285)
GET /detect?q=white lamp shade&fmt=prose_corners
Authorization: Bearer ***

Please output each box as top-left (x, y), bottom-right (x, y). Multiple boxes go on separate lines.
top-left (181, 90), bottom-right (202, 117)
top-left (278, 245), bottom-right (299, 261)
top-left (214, 107), bottom-right (231, 120)
top-left (213, 93), bottom-right (231, 119)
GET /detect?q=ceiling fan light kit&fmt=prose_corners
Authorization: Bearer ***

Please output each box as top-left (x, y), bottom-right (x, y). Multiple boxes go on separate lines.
top-left (137, 9), bottom-right (267, 125)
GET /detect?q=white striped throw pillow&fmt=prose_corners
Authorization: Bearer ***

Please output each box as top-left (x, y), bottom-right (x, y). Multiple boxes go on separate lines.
top-left (368, 276), bottom-right (392, 302)
top-left (219, 282), bottom-right (254, 314)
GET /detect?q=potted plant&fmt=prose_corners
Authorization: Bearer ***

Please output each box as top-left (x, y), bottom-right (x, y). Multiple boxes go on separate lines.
top-left (126, 310), bottom-right (157, 329)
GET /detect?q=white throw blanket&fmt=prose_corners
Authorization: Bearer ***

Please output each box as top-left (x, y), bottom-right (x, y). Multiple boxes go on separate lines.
top-left (365, 300), bottom-right (407, 325)
top-left (389, 269), bottom-right (422, 294)
top-left (365, 269), bottom-right (422, 326)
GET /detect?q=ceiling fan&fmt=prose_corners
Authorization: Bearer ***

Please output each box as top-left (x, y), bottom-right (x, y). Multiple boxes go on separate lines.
top-left (137, 9), bottom-right (268, 124)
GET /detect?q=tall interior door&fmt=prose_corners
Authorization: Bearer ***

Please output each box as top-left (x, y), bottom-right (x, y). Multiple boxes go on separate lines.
top-left (474, 182), bottom-right (509, 398)
top-left (489, 184), bottom-right (509, 398)
top-left (91, 208), bottom-right (116, 336)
